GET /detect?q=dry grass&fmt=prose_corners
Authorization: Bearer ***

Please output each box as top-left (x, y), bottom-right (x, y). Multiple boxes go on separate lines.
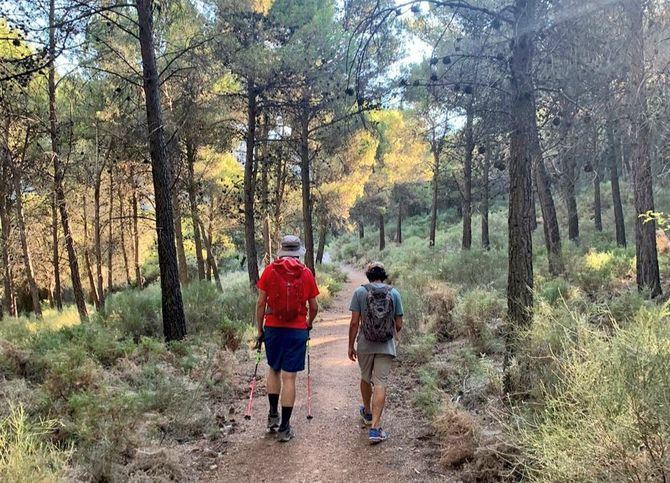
top-left (435, 402), bottom-right (481, 468)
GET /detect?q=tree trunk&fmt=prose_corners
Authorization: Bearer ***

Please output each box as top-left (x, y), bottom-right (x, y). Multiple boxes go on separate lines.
top-left (607, 117), bottom-right (627, 246)
top-left (12, 171), bottom-right (41, 318)
top-left (481, 146), bottom-right (490, 250)
top-left (533, 138), bottom-right (563, 275)
top-left (429, 150), bottom-right (439, 248)
top-left (379, 213), bottom-right (385, 251)
top-left (172, 187), bottom-right (189, 284)
top-left (130, 166), bottom-right (142, 286)
top-left (118, 189), bottom-right (132, 286)
top-left (316, 220), bottom-right (327, 265)
top-left (82, 193), bottom-right (99, 306)
top-left (94, 168), bottom-right (104, 309)
top-left (51, 191), bottom-right (62, 310)
top-left (462, 99), bottom-right (474, 250)
top-left (199, 219), bottom-right (222, 292)
top-left (107, 169), bottom-right (114, 293)
top-left (626, 0), bottom-right (661, 297)
top-left (507, 0), bottom-right (536, 331)
top-left (397, 204), bottom-right (402, 244)
top-left (186, 140), bottom-right (206, 280)
top-left (299, 99), bottom-right (315, 273)
top-left (49, 0), bottom-right (87, 322)
top-left (244, 84), bottom-right (260, 285)
top-left (259, 117), bottom-right (272, 265)
top-left (359, 223), bottom-right (364, 239)
top-left (560, 116), bottom-right (580, 243)
top-left (136, 0), bottom-right (187, 341)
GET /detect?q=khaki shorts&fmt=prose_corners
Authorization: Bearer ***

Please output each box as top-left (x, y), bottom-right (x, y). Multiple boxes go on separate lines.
top-left (358, 353), bottom-right (393, 387)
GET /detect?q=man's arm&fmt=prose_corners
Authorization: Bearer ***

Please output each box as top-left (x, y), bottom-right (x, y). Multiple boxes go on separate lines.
top-left (395, 315), bottom-right (403, 333)
top-left (256, 290), bottom-right (268, 339)
top-left (348, 311), bottom-right (360, 361)
top-left (307, 298), bottom-right (319, 330)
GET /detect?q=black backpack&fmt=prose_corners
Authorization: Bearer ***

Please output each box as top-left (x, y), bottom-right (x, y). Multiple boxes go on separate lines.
top-left (361, 284), bottom-right (395, 343)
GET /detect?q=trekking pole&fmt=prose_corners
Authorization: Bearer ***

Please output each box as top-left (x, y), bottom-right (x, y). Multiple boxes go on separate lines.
top-left (306, 337), bottom-right (313, 420)
top-left (244, 340), bottom-right (263, 420)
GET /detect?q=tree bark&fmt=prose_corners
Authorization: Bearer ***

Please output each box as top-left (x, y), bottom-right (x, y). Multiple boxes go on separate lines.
top-left (198, 219), bottom-right (222, 292)
top-left (316, 220), bottom-right (327, 264)
top-left (107, 168), bottom-right (114, 292)
top-left (118, 188), bottom-right (132, 286)
top-left (507, 0), bottom-right (536, 331)
top-left (49, 0), bottom-right (87, 322)
top-left (186, 140), bottom-right (206, 280)
top-left (462, 99), bottom-right (474, 250)
top-left (0, 172), bottom-right (13, 317)
top-left (82, 193), bottom-right (99, 305)
top-left (481, 146), bottom-right (490, 250)
top-left (626, 0), bottom-right (661, 297)
top-left (359, 223), bottom-right (364, 239)
top-left (244, 83), bottom-right (260, 285)
top-left (560, 113), bottom-right (580, 243)
top-left (533, 135), bottom-right (563, 275)
top-left (136, 0), bottom-right (187, 340)
top-left (172, 185), bottom-right (189, 284)
top-left (299, 98), bottom-right (315, 273)
top-left (379, 213), bottom-right (385, 251)
top-left (429, 150), bottom-right (439, 248)
top-left (606, 117), bottom-right (626, 246)
top-left (397, 203), bottom-right (402, 245)
top-left (593, 170), bottom-right (603, 232)
top-left (130, 166), bottom-right (142, 286)
top-left (94, 167), bottom-right (103, 309)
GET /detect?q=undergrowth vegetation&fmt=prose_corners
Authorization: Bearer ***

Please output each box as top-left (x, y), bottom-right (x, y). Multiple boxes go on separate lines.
top-left (333, 203), bottom-right (670, 482)
top-left (0, 265), bottom-right (345, 481)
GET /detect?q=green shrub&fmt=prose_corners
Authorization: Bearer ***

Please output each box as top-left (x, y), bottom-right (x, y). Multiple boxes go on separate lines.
top-left (182, 281), bottom-right (227, 334)
top-left (0, 406), bottom-right (69, 482)
top-left (403, 333), bottom-right (436, 364)
top-left (570, 248), bottom-right (634, 295)
top-left (513, 303), bottom-right (670, 482)
top-left (103, 286), bottom-right (162, 339)
top-left (453, 289), bottom-right (505, 354)
top-left (413, 365), bottom-right (441, 418)
top-left (538, 277), bottom-right (574, 306)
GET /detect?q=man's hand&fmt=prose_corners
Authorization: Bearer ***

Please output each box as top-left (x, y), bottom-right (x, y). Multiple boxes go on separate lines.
top-left (255, 330), bottom-right (264, 351)
top-left (348, 346), bottom-right (357, 362)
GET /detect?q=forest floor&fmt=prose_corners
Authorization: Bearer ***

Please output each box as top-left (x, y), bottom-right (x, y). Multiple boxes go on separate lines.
top-left (198, 266), bottom-right (453, 482)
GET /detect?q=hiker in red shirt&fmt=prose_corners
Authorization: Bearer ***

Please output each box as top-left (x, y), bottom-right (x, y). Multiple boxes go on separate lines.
top-left (255, 235), bottom-right (319, 442)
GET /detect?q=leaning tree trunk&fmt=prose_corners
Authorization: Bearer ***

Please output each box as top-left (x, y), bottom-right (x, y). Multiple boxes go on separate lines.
top-left (244, 83), bottom-right (260, 285)
top-left (462, 99), bottom-right (474, 250)
top-left (136, 0), bottom-right (187, 341)
top-left (507, 0), bottom-right (537, 333)
top-left (626, 0), bottom-right (661, 297)
top-left (429, 150), bottom-right (439, 248)
top-left (481, 146), bottom-right (491, 250)
top-left (533, 133), bottom-right (564, 276)
top-left (186, 141), bottom-right (206, 280)
top-left (606, 117), bottom-right (627, 246)
top-left (299, 99), bottom-right (315, 274)
top-left (379, 213), bottom-right (385, 251)
top-left (49, 0), bottom-right (87, 322)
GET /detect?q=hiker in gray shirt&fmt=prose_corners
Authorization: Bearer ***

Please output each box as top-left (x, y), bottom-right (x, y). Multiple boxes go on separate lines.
top-left (348, 261), bottom-right (404, 444)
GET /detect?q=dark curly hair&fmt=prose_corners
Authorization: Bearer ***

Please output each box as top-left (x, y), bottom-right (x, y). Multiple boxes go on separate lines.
top-left (365, 266), bottom-right (387, 282)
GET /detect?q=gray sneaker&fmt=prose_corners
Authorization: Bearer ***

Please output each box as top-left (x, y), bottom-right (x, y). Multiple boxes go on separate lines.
top-left (267, 413), bottom-right (280, 433)
top-left (277, 425), bottom-right (295, 442)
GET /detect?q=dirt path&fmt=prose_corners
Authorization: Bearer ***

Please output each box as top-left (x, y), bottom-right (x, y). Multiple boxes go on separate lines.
top-left (206, 266), bottom-right (449, 482)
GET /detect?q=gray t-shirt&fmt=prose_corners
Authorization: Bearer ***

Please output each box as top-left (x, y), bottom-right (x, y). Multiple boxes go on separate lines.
top-left (349, 283), bottom-right (404, 357)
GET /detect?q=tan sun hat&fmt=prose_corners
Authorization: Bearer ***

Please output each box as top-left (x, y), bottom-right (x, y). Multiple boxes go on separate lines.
top-left (277, 235), bottom-right (306, 258)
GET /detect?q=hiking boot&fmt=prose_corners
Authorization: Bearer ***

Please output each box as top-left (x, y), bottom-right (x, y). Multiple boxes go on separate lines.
top-left (267, 412), bottom-right (280, 433)
top-left (359, 405), bottom-right (372, 426)
top-left (369, 427), bottom-right (389, 444)
top-left (277, 425), bottom-right (295, 442)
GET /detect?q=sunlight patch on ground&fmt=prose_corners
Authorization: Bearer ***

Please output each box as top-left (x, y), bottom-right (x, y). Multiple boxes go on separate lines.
top-left (310, 334), bottom-right (348, 347)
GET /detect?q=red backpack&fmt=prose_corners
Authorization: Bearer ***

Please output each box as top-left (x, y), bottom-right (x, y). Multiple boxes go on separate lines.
top-left (267, 260), bottom-right (307, 322)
